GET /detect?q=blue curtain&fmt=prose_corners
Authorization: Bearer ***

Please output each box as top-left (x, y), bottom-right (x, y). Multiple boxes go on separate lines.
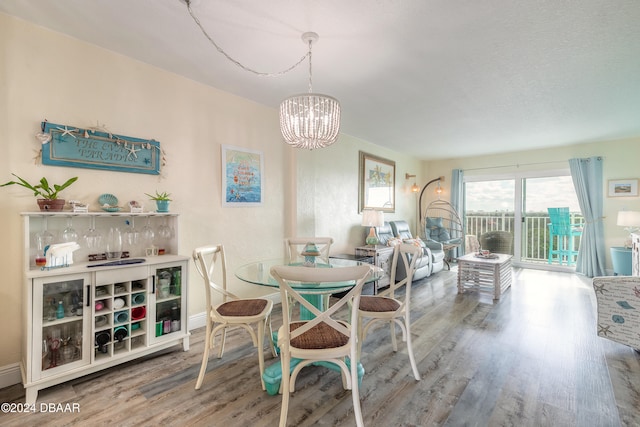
top-left (450, 169), bottom-right (464, 255)
top-left (569, 157), bottom-right (606, 277)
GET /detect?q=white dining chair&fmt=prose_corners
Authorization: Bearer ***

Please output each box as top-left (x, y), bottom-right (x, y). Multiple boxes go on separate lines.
top-left (284, 237), bottom-right (333, 264)
top-left (284, 237), bottom-right (334, 313)
top-left (192, 244), bottom-right (277, 391)
top-left (358, 243), bottom-right (422, 380)
top-left (271, 264), bottom-right (372, 427)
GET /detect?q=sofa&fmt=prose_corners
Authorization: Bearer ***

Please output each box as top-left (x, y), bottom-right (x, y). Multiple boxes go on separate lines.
top-left (373, 220), bottom-right (445, 282)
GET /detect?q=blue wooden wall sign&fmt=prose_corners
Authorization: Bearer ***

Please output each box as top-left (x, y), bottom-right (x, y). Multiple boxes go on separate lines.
top-left (41, 121), bottom-right (161, 175)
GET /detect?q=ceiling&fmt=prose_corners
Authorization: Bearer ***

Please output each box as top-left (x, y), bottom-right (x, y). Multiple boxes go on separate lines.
top-left (2, 0), bottom-right (640, 160)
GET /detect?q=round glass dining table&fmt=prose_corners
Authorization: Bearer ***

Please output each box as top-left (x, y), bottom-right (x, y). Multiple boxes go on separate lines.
top-left (235, 257), bottom-right (382, 395)
top-left (235, 257), bottom-right (382, 296)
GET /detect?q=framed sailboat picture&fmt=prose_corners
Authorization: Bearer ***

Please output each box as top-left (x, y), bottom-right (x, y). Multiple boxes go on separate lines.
top-left (221, 145), bottom-right (264, 207)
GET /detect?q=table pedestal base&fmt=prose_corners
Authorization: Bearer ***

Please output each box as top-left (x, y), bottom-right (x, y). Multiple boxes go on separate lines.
top-left (263, 357), bottom-right (364, 396)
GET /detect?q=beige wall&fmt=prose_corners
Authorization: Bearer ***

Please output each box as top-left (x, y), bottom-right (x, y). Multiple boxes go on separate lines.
top-left (0, 14), bottom-right (293, 367)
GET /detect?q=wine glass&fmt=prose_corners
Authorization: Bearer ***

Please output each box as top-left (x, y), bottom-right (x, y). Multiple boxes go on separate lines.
top-left (156, 217), bottom-right (173, 253)
top-left (84, 216), bottom-right (103, 252)
top-left (123, 217), bottom-right (140, 254)
top-left (35, 216), bottom-right (54, 266)
top-left (141, 216), bottom-right (155, 246)
top-left (61, 217), bottom-right (79, 242)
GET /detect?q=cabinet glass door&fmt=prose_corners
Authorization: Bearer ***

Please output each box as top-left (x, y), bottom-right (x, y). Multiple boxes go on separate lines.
top-left (152, 263), bottom-right (184, 340)
top-left (35, 274), bottom-right (90, 379)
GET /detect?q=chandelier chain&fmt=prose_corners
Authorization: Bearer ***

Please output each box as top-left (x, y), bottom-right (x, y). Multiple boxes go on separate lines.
top-left (185, 0), bottom-right (309, 77)
top-left (307, 39), bottom-right (313, 93)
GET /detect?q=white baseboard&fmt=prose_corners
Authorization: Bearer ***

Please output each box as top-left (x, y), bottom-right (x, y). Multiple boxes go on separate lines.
top-left (1, 294), bottom-right (282, 389)
top-left (0, 363), bottom-right (22, 389)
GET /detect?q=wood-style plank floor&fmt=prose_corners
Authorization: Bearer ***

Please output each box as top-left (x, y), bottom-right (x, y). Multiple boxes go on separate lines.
top-left (2, 267), bottom-right (639, 426)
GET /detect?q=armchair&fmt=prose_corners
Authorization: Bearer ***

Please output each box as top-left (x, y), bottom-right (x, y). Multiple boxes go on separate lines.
top-left (390, 220), bottom-right (444, 280)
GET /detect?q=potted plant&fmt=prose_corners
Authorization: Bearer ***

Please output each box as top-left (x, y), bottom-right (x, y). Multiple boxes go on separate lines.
top-left (1, 173), bottom-right (78, 211)
top-left (145, 190), bottom-right (172, 213)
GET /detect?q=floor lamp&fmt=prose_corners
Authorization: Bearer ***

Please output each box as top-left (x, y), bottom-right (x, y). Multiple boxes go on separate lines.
top-left (418, 176), bottom-right (445, 234)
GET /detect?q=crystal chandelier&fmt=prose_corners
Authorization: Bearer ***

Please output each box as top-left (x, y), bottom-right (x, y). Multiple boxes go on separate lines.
top-left (279, 32), bottom-right (341, 150)
top-left (183, 3), bottom-right (340, 149)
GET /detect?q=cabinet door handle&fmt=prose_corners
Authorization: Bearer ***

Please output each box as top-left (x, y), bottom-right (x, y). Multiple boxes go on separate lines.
top-left (152, 275), bottom-right (156, 294)
top-left (86, 285), bottom-right (90, 307)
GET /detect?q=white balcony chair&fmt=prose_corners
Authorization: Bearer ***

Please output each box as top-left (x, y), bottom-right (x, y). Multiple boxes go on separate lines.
top-left (358, 243), bottom-right (422, 380)
top-left (192, 244), bottom-right (277, 391)
top-left (271, 264), bottom-right (372, 427)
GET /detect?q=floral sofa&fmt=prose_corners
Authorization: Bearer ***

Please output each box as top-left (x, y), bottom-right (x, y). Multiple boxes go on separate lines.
top-left (374, 220), bottom-right (445, 282)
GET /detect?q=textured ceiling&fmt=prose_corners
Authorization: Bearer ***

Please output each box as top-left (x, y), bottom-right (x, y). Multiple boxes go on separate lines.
top-left (2, 0), bottom-right (640, 159)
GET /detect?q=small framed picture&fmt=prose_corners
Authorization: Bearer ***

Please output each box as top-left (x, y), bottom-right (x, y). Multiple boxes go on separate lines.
top-left (221, 145), bottom-right (264, 207)
top-left (608, 179), bottom-right (639, 197)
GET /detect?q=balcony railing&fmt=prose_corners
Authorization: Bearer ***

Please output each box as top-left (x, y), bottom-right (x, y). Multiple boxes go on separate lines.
top-left (464, 212), bottom-right (584, 263)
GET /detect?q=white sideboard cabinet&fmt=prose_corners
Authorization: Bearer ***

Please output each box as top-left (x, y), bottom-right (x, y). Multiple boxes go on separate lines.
top-left (21, 212), bottom-right (190, 404)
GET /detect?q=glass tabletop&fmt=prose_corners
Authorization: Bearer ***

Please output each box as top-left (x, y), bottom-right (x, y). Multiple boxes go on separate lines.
top-left (235, 258), bottom-right (382, 292)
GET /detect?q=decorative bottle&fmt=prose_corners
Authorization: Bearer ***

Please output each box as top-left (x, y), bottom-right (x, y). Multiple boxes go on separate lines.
top-left (56, 301), bottom-right (64, 319)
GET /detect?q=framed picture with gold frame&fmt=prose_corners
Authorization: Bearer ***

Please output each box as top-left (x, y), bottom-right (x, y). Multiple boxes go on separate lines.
top-left (358, 151), bottom-right (395, 212)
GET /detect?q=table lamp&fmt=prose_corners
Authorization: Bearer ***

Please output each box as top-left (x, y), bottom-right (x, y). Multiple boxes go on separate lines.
top-left (362, 209), bottom-right (384, 246)
top-left (617, 210), bottom-right (640, 248)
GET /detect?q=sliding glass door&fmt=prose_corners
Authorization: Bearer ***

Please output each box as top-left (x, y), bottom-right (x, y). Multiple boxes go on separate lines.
top-left (464, 169), bottom-right (581, 270)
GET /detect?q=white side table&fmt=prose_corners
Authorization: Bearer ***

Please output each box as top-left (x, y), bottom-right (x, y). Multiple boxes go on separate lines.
top-left (457, 253), bottom-right (513, 300)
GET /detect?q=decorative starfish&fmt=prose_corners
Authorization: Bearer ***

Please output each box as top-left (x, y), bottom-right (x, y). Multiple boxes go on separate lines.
top-left (593, 283), bottom-right (608, 294)
top-left (56, 125), bottom-right (79, 139)
top-left (598, 324), bottom-right (611, 336)
top-left (125, 144), bottom-right (140, 160)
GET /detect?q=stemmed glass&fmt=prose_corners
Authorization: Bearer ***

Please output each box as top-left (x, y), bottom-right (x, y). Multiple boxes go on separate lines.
top-left (141, 216), bottom-right (155, 247)
top-left (35, 216), bottom-right (54, 266)
top-left (61, 217), bottom-right (79, 243)
top-left (123, 217), bottom-right (140, 254)
top-left (156, 217), bottom-right (173, 253)
top-left (84, 216), bottom-right (103, 252)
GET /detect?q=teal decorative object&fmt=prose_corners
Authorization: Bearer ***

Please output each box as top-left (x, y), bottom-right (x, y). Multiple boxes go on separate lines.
top-left (156, 200), bottom-right (170, 212)
top-left (301, 242), bottom-right (321, 266)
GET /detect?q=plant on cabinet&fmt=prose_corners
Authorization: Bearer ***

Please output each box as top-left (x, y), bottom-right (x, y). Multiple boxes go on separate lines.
top-left (145, 190), bottom-right (172, 213)
top-left (1, 173), bottom-right (78, 211)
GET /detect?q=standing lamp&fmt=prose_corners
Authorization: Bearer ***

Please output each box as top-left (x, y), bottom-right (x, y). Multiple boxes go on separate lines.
top-left (617, 210), bottom-right (640, 248)
top-left (362, 209), bottom-right (384, 246)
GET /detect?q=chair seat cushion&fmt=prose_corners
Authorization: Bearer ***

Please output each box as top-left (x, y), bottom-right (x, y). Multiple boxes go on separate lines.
top-left (217, 298), bottom-right (268, 316)
top-left (359, 295), bottom-right (400, 312)
top-left (289, 321), bottom-right (349, 349)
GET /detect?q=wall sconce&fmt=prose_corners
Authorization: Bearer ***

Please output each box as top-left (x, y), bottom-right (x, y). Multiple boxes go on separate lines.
top-left (436, 180), bottom-right (443, 195)
top-left (405, 173), bottom-right (420, 193)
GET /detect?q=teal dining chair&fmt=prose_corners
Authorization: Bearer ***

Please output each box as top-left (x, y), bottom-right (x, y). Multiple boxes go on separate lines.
top-left (547, 207), bottom-right (582, 265)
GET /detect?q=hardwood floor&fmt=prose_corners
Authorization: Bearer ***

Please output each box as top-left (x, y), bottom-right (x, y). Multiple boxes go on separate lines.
top-left (2, 267), bottom-right (639, 426)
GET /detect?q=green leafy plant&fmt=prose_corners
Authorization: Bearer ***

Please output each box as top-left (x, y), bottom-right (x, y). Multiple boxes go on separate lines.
top-left (145, 190), bottom-right (172, 201)
top-left (1, 173), bottom-right (78, 200)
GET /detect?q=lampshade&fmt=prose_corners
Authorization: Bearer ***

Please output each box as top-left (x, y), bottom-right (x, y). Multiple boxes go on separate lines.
top-left (279, 32), bottom-right (341, 150)
top-left (361, 209), bottom-right (384, 227)
top-left (362, 209), bottom-right (384, 246)
top-left (617, 211), bottom-right (640, 227)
